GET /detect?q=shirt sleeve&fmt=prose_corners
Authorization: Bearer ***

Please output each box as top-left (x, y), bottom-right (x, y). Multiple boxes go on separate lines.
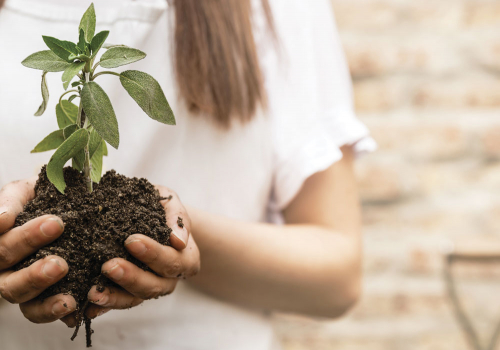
top-left (263, 0), bottom-right (377, 215)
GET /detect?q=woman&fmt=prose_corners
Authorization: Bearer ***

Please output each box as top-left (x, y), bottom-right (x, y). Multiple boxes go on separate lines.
top-left (0, 0), bottom-right (375, 349)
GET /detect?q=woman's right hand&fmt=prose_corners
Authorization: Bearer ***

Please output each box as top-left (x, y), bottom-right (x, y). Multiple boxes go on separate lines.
top-left (0, 178), bottom-right (76, 323)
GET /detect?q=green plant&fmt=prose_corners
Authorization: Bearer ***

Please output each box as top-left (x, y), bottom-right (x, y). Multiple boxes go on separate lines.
top-left (22, 3), bottom-right (175, 194)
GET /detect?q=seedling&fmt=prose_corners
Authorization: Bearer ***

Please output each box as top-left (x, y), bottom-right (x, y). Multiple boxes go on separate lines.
top-left (22, 3), bottom-right (175, 194)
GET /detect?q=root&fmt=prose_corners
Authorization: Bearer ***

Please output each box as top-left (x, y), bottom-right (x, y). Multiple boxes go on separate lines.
top-left (70, 300), bottom-right (93, 347)
top-left (70, 322), bottom-right (80, 342)
top-left (85, 317), bottom-right (94, 347)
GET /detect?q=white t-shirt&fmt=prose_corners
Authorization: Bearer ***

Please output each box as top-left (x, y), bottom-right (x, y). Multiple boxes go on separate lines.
top-left (0, 0), bottom-right (376, 349)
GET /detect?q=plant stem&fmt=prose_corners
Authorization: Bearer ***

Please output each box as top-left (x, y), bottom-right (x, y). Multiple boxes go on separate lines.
top-left (59, 89), bottom-right (79, 105)
top-left (91, 61), bottom-right (100, 73)
top-left (76, 100), bottom-right (83, 127)
top-left (91, 71), bottom-right (120, 80)
top-left (82, 72), bottom-right (93, 193)
top-left (83, 144), bottom-right (92, 193)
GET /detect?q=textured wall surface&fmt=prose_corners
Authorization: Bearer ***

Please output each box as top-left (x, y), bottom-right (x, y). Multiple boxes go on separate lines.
top-left (275, 1), bottom-right (500, 349)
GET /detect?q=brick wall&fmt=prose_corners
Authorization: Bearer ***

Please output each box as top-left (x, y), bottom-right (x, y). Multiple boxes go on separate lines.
top-left (275, 1), bottom-right (500, 349)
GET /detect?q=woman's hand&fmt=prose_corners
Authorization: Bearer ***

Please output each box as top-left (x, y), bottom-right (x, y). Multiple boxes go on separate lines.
top-left (72, 185), bottom-right (201, 324)
top-left (0, 179), bottom-right (200, 326)
top-left (0, 178), bottom-right (77, 323)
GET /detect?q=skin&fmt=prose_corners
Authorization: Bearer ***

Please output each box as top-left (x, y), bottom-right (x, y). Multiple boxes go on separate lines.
top-left (0, 180), bottom-right (200, 325)
top-left (187, 145), bottom-right (362, 317)
top-left (0, 145), bottom-right (361, 324)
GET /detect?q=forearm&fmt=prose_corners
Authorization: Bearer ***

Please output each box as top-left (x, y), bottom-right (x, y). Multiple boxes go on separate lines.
top-left (187, 207), bottom-right (361, 318)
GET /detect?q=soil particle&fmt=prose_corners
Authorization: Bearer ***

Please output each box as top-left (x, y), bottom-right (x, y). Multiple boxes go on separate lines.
top-left (177, 216), bottom-right (184, 228)
top-left (13, 166), bottom-right (171, 346)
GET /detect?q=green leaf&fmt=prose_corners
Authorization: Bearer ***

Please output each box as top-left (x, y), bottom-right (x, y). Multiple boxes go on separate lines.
top-left (102, 43), bottom-right (128, 49)
top-left (81, 82), bottom-right (119, 148)
top-left (75, 54), bottom-right (90, 61)
top-left (31, 129), bottom-right (64, 153)
top-left (79, 3), bottom-right (96, 43)
top-left (88, 128), bottom-right (102, 158)
top-left (100, 47), bottom-right (146, 68)
top-left (102, 141), bottom-right (108, 156)
top-left (90, 31), bottom-right (109, 58)
top-left (63, 124), bottom-right (78, 139)
top-left (90, 157), bottom-right (102, 183)
top-left (71, 81), bottom-right (81, 88)
top-left (56, 100), bottom-right (78, 129)
top-left (47, 129), bottom-right (89, 193)
top-left (90, 140), bottom-right (106, 183)
top-left (62, 61), bottom-right (85, 90)
top-left (65, 125), bottom-right (86, 171)
top-left (78, 29), bottom-right (86, 52)
top-left (34, 71), bottom-right (49, 116)
top-left (120, 70), bottom-right (175, 125)
top-left (22, 50), bottom-right (72, 72)
top-left (72, 150), bottom-right (85, 172)
top-left (42, 36), bottom-right (78, 62)
top-left (68, 94), bottom-right (78, 103)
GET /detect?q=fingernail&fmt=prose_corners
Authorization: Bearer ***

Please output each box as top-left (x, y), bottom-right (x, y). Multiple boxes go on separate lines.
top-left (171, 227), bottom-right (188, 247)
top-left (103, 263), bottom-right (124, 281)
top-left (42, 258), bottom-right (65, 279)
top-left (97, 308), bottom-right (110, 317)
top-left (0, 207), bottom-right (7, 217)
top-left (52, 301), bottom-right (71, 316)
top-left (92, 293), bottom-right (109, 306)
top-left (125, 239), bottom-right (147, 256)
top-left (40, 218), bottom-right (64, 238)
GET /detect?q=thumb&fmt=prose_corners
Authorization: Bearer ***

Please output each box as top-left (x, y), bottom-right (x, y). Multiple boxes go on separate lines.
top-left (0, 176), bottom-right (37, 234)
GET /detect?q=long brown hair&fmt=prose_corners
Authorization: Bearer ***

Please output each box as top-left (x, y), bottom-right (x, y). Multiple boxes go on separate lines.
top-left (173, 0), bottom-right (275, 127)
top-left (0, 0), bottom-right (275, 127)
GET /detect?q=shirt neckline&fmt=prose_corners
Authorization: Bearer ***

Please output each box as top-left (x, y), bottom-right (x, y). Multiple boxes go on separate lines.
top-left (4, 0), bottom-right (168, 24)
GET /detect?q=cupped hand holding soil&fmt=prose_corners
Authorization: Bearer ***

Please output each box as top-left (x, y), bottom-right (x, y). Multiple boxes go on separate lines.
top-left (0, 168), bottom-right (200, 347)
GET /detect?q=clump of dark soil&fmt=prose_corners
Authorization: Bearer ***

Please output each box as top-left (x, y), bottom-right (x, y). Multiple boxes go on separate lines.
top-left (13, 166), bottom-right (171, 346)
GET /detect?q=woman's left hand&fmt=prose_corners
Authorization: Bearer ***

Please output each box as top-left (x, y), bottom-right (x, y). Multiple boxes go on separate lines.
top-left (61, 185), bottom-right (201, 326)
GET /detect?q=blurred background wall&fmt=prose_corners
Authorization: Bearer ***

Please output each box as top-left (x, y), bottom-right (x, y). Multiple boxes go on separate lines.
top-left (273, 0), bottom-right (500, 349)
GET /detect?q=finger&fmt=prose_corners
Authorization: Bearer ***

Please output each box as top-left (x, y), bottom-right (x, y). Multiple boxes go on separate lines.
top-left (156, 186), bottom-right (191, 250)
top-left (19, 293), bottom-right (76, 324)
top-left (125, 234), bottom-right (200, 278)
top-left (85, 304), bottom-right (111, 320)
top-left (0, 215), bottom-right (64, 270)
top-left (88, 285), bottom-right (143, 309)
top-left (0, 255), bottom-right (68, 304)
top-left (60, 312), bottom-right (77, 328)
top-left (101, 258), bottom-right (177, 300)
top-left (0, 177), bottom-right (37, 234)
top-left (61, 307), bottom-right (115, 327)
